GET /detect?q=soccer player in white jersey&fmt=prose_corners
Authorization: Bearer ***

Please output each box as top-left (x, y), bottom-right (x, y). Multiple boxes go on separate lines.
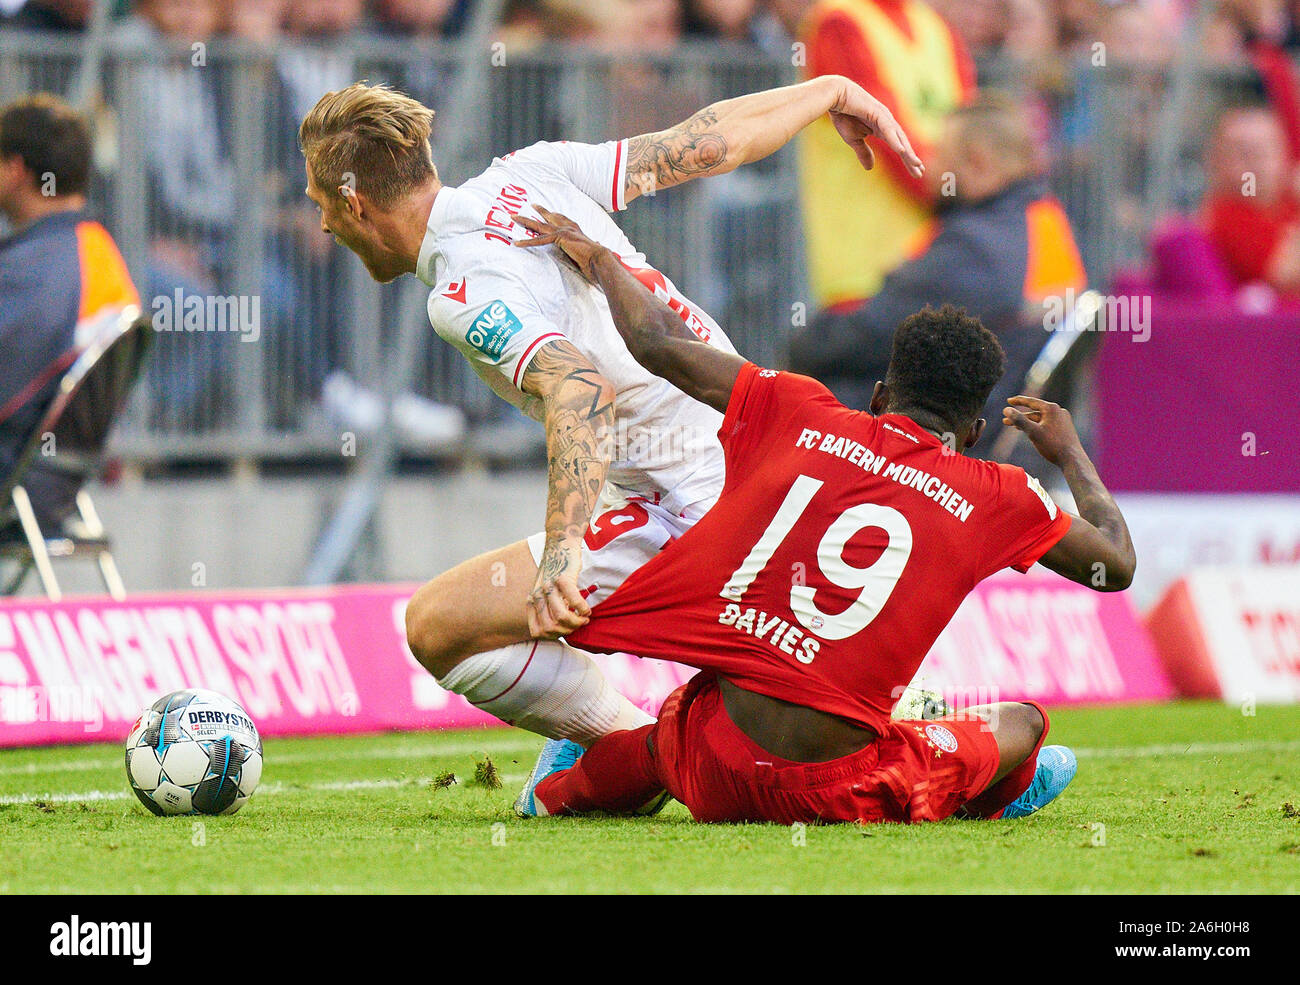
top-left (298, 76), bottom-right (923, 748)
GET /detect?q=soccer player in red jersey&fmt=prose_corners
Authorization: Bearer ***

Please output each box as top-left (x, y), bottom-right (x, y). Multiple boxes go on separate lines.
top-left (508, 208), bottom-right (1137, 826)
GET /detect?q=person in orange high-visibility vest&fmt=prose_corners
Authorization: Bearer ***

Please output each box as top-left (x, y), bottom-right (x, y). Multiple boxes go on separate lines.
top-left (798, 0), bottom-right (975, 309)
top-left (790, 94), bottom-right (1087, 450)
top-left (0, 94), bottom-right (139, 529)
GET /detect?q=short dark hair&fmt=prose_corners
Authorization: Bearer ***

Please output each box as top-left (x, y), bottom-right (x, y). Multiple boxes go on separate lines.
top-left (885, 304), bottom-right (1006, 426)
top-left (0, 93), bottom-right (92, 196)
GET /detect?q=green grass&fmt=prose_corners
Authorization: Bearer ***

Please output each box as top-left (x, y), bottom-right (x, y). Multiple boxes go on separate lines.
top-left (1, 701), bottom-right (1297, 894)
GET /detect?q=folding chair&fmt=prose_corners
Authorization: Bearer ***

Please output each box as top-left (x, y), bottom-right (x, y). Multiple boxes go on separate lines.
top-left (0, 306), bottom-right (152, 601)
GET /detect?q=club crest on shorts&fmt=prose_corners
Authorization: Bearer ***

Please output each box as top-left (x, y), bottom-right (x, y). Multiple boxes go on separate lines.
top-left (924, 723), bottom-right (958, 753)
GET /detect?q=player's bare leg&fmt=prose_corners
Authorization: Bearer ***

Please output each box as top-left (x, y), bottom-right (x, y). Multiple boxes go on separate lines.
top-left (962, 701), bottom-right (1046, 783)
top-left (958, 701), bottom-right (1076, 818)
top-left (404, 540), bottom-right (651, 745)
top-left (405, 541), bottom-right (537, 675)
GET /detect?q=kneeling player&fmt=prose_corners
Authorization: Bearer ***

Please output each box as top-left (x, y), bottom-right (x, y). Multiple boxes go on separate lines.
top-left (507, 209), bottom-right (1137, 825)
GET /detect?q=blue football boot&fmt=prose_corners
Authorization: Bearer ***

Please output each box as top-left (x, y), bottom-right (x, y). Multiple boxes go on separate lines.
top-left (1001, 745), bottom-right (1078, 819)
top-left (514, 737), bottom-right (585, 817)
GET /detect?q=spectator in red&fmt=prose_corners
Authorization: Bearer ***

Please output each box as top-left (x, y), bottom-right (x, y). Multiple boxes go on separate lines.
top-left (1215, 0), bottom-right (1300, 163)
top-left (1203, 104), bottom-right (1300, 299)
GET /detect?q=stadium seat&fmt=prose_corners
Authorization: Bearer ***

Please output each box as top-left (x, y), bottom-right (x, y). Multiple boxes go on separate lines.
top-left (0, 306), bottom-right (152, 601)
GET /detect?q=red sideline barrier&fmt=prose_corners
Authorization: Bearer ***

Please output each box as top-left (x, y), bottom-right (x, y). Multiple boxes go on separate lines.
top-left (1147, 568), bottom-right (1300, 703)
top-left (0, 574), bottom-right (1169, 749)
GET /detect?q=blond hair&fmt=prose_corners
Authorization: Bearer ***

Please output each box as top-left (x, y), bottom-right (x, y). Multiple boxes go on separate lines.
top-left (952, 93), bottom-right (1037, 170)
top-left (299, 82), bottom-right (436, 207)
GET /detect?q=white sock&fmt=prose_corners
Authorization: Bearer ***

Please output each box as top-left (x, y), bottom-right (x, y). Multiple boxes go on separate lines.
top-left (437, 640), bottom-right (653, 746)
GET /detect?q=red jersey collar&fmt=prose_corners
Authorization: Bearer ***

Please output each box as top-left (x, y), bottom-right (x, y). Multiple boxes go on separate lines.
top-left (878, 413), bottom-right (945, 448)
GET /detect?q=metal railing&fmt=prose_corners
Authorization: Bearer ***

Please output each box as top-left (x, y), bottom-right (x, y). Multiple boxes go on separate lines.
top-left (0, 31), bottom-right (1252, 464)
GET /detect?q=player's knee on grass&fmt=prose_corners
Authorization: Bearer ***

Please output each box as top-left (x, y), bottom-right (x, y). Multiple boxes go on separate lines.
top-left (968, 701), bottom-right (1046, 781)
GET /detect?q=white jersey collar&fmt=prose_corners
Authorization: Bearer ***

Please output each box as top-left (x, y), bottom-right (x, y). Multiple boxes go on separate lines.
top-left (415, 185), bottom-right (455, 287)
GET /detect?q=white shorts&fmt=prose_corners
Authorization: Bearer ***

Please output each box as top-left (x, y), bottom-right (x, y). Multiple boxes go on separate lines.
top-left (526, 484), bottom-right (705, 606)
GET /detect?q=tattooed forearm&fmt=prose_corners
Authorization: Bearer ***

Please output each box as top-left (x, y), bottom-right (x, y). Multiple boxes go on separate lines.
top-left (522, 340), bottom-right (615, 547)
top-left (537, 538), bottom-right (575, 582)
top-left (619, 80), bottom-right (854, 201)
top-left (545, 401), bottom-right (609, 540)
top-left (625, 107), bottom-right (729, 198)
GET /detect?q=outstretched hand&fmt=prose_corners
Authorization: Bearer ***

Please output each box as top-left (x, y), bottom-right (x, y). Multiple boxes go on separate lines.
top-left (829, 79), bottom-right (925, 179)
top-left (514, 207), bottom-right (607, 281)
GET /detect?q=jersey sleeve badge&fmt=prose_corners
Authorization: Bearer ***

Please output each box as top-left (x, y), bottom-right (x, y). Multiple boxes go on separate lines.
top-left (466, 300), bottom-right (524, 359)
top-left (1025, 473), bottom-right (1059, 520)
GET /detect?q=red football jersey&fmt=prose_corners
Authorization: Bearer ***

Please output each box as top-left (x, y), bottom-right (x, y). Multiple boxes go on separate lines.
top-left (567, 363), bottom-right (1073, 733)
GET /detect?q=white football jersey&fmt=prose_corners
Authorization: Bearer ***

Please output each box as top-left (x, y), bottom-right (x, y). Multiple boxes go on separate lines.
top-left (415, 139), bottom-right (736, 516)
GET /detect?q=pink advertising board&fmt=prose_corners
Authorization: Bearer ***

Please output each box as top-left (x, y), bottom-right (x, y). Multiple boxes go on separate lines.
top-left (0, 575), bottom-right (1168, 748)
top-left (914, 570), bottom-right (1172, 705)
top-left (0, 584), bottom-right (695, 748)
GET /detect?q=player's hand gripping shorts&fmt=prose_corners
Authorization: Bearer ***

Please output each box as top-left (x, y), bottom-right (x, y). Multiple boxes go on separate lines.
top-left (650, 673), bottom-right (1022, 825)
top-left (527, 484), bottom-right (702, 606)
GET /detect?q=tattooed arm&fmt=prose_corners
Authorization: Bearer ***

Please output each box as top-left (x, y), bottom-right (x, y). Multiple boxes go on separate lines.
top-left (519, 339), bottom-right (615, 638)
top-left (621, 75), bottom-right (923, 203)
top-left (516, 208), bottom-right (744, 413)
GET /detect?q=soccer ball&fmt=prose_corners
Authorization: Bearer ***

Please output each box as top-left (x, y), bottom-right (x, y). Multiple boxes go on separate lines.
top-left (124, 689), bottom-right (263, 816)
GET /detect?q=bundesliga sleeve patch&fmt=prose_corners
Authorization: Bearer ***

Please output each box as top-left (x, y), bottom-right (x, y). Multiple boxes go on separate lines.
top-left (466, 300), bottom-right (524, 359)
top-left (1026, 473), bottom-right (1059, 520)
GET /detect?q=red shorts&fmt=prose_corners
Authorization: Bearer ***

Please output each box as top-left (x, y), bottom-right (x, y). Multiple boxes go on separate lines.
top-left (650, 674), bottom-right (1005, 825)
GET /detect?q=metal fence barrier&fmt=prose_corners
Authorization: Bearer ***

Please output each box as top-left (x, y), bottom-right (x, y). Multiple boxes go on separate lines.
top-left (0, 32), bottom-right (1253, 466)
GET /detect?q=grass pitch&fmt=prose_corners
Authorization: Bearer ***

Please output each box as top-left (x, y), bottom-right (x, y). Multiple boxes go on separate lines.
top-left (1, 701), bottom-right (1297, 894)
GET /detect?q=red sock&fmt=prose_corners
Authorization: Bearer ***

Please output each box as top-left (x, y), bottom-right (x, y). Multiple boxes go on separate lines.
top-left (534, 724), bottom-right (663, 815)
top-left (961, 702), bottom-right (1051, 819)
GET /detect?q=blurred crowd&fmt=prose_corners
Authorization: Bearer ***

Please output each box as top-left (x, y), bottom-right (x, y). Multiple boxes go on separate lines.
top-left (2, 0), bottom-right (1300, 63)
top-left (4, 0), bottom-right (1300, 454)
top-left (2, 0), bottom-right (796, 48)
